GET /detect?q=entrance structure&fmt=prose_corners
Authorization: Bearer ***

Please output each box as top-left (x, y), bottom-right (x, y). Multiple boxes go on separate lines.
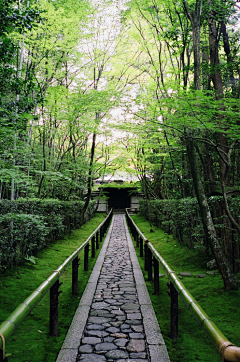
top-left (93, 175), bottom-right (143, 212)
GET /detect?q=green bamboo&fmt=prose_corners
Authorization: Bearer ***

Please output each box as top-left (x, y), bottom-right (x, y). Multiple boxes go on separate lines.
top-left (126, 210), bottom-right (240, 361)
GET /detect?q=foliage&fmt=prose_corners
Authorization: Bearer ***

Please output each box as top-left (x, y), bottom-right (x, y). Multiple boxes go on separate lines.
top-left (139, 196), bottom-right (240, 267)
top-left (0, 213), bottom-right (106, 362)
top-left (131, 214), bottom-right (240, 362)
top-left (0, 199), bottom-right (96, 270)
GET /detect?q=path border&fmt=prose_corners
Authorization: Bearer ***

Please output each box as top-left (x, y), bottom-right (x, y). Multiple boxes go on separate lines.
top-left (55, 217), bottom-right (114, 362)
top-left (124, 216), bottom-right (171, 362)
top-left (56, 214), bottom-right (170, 362)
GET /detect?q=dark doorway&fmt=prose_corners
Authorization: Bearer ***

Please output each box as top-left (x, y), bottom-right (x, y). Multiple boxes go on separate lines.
top-left (105, 188), bottom-right (131, 210)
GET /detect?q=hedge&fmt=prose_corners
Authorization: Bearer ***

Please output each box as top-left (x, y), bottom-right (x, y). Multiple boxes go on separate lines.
top-left (139, 196), bottom-right (240, 261)
top-left (0, 199), bottom-right (95, 270)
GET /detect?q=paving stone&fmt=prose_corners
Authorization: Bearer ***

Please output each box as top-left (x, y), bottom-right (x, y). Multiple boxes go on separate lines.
top-left (132, 325), bottom-right (143, 333)
top-left (127, 339), bottom-right (146, 352)
top-left (102, 322), bottom-right (111, 327)
top-left (121, 303), bottom-right (140, 311)
top-left (88, 317), bottom-right (110, 324)
top-left (79, 354), bottom-right (106, 362)
top-left (110, 332), bottom-right (127, 338)
top-left (130, 352), bottom-right (147, 358)
top-left (106, 326), bottom-right (121, 333)
top-left (92, 302), bottom-right (110, 309)
top-left (110, 310), bottom-right (125, 316)
top-left (179, 272), bottom-right (192, 277)
top-left (79, 344), bottom-right (93, 353)
top-left (104, 336), bottom-right (114, 342)
top-left (196, 273), bottom-right (208, 278)
top-left (86, 330), bottom-right (109, 338)
top-left (121, 328), bottom-right (132, 333)
top-left (129, 333), bottom-right (145, 339)
top-left (86, 324), bottom-right (105, 331)
top-left (110, 321), bottom-right (123, 327)
top-left (127, 313), bottom-right (142, 320)
top-left (114, 338), bottom-right (128, 347)
top-left (125, 319), bottom-right (142, 325)
top-left (95, 342), bottom-right (118, 351)
top-left (105, 350), bottom-right (129, 359)
top-left (82, 337), bottom-right (101, 345)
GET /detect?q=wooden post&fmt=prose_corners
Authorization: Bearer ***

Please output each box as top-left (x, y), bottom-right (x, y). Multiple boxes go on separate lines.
top-left (154, 258), bottom-right (159, 295)
top-left (84, 244), bottom-right (89, 271)
top-left (0, 349), bottom-right (6, 362)
top-left (92, 235), bottom-right (95, 258)
top-left (50, 279), bottom-right (60, 336)
top-left (170, 281), bottom-right (178, 340)
top-left (136, 233), bottom-right (139, 248)
top-left (148, 248), bottom-right (152, 281)
top-left (140, 237), bottom-right (143, 257)
top-left (100, 226), bottom-right (103, 243)
top-left (72, 256), bottom-right (79, 295)
top-left (96, 231), bottom-right (99, 249)
top-left (144, 244), bottom-right (148, 271)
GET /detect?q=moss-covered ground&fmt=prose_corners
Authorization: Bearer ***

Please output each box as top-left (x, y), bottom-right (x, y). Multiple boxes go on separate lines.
top-left (131, 214), bottom-right (240, 362)
top-left (0, 213), bottom-right (106, 362)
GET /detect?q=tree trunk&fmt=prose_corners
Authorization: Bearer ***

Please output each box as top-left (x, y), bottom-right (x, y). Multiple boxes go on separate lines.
top-left (183, 0), bottom-right (202, 90)
top-left (185, 135), bottom-right (238, 290)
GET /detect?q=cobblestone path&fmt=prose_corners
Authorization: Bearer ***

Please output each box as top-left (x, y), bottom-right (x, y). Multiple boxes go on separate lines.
top-left (56, 214), bottom-right (170, 362)
top-left (76, 215), bottom-right (149, 362)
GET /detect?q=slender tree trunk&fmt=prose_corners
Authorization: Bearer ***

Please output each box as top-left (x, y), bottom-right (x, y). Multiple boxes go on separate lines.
top-left (80, 113), bottom-right (99, 222)
top-left (183, 0), bottom-right (202, 90)
top-left (37, 120), bottom-right (46, 197)
top-left (186, 136), bottom-right (238, 290)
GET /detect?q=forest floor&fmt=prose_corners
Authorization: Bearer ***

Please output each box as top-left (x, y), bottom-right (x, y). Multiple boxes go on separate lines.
top-left (131, 214), bottom-right (240, 362)
top-left (0, 213), bottom-right (106, 362)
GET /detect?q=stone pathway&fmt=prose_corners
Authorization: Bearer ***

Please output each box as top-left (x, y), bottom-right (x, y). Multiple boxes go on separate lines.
top-left (56, 214), bottom-right (170, 362)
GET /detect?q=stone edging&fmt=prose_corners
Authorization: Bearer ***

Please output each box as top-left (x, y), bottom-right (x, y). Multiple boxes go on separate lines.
top-left (124, 217), bottom-right (171, 362)
top-left (55, 218), bottom-right (114, 362)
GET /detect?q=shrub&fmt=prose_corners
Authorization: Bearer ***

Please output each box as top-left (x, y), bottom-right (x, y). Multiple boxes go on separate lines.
top-left (0, 199), bottom-right (96, 270)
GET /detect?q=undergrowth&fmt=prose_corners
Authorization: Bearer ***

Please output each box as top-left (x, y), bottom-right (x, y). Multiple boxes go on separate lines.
top-left (131, 214), bottom-right (240, 362)
top-left (0, 213), bottom-right (106, 362)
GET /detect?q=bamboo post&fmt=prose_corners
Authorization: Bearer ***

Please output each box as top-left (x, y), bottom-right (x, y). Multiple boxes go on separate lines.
top-left (50, 279), bottom-right (60, 337)
top-left (140, 237), bottom-right (143, 257)
top-left (0, 347), bottom-right (6, 362)
top-left (136, 233), bottom-right (139, 248)
top-left (154, 257), bottom-right (159, 295)
top-left (91, 235), bottom-right (95, 258)
top-left (144, 243), bottom-right (148, 271)
top-left (72, 256), bottom-right (79, 295)
top-left (96, 231), bottom-right (99, 249)
top-left (84, 244), bottom-right (89, 271)
top-left (170, 281), bottom-right (178, 340)
top-left (148, 248), bottom-right (153, 281)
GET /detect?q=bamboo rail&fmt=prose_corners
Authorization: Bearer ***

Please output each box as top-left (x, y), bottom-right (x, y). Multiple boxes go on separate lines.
top-left (0, 209), bottom-right (113, 361)
top-left (126, 209), bottom-right (240, 362)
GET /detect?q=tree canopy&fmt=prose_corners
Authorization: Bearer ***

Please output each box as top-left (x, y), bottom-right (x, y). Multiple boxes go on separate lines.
top-left (1, 0), bottom-right (240, 289)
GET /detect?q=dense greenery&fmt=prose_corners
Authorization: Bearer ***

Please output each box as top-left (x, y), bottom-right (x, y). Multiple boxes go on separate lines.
top-left (0, 0), bottom-right (240, 285)
top-left (131, 214), bottom-right (240, 362)
top-left (0, 199), bottom-right (95, 270)
top-left (116, 0), bottom-right (240, 290)
top-left (0, 213), bottom-right (106, 362)
top-left (139, 197), bottom-right (240, 274)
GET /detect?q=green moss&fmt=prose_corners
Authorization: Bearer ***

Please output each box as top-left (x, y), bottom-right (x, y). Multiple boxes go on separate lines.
top-left (0, 213), bottom-right (106, 362)
top-left (132, 214), bottom-right (240, 362)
